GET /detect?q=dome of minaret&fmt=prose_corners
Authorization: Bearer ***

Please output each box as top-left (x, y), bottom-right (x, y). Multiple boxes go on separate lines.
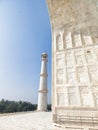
top-left (41, 52), bottom-right (48, 59)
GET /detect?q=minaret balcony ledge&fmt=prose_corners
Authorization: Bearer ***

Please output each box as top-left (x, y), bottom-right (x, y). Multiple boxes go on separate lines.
top-left (38, 89), bottom-right (48, 93)
top-left (40, 73), bottom-right (48, 77)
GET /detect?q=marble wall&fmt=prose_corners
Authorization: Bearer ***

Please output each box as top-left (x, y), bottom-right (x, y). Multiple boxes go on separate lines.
top-left (47, 0), bottom-right (98, 129)
top-left (55, 26), bottom-right (98, 107)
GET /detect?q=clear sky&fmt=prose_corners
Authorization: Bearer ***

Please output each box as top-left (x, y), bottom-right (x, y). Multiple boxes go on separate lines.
top-left (0, 0), bottom-right (52, 104)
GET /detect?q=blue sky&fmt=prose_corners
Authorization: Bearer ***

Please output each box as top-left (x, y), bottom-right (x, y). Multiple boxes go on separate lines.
top-left (0, 0), bottom-right (51, 104)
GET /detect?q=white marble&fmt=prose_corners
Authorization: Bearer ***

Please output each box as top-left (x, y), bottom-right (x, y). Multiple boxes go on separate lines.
top-left (46, 0), bottom-right (98, 129)
top-left (37, 53), bottom-right (48, 111)
top-left (0, 112), bottom-right (52, 130)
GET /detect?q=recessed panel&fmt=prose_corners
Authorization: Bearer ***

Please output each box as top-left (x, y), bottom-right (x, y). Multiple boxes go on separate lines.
top-left (67, 68), bottom-right (76, 84)
top-left (85, 48), bottom-right (97, 63)
top-left (90, 26), bottom-right (98, 44)
top-left (66, 52), bottom-right (75, 67)
top-left (57, 93), bottom-right (68, 106)
top-left (80, 86), bottom-right (91, 106)
top-left (56, 34), bottom-right (63, 51)
top-left (75, 50), bottom-right (85, 65)
top-left (73, 30), bottom-right (82, 47)
top-left (65, 32), bottom-right (72, 49)
top-left (56, 54), bottom-right (65, 67)
top-left (68, 87), bottom-right (77, 105)
top-left (82, 29), bottom-right (92, 45)
top-left (77, 67), bottom-right (89, 83)
top-left (88, 65), bottom-right (98, 83)
top-left (56, 69), bottom-right (65, 84)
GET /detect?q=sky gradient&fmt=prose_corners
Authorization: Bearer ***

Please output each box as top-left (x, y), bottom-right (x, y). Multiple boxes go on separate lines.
top-left (0, 0), bottom-right (51, 104)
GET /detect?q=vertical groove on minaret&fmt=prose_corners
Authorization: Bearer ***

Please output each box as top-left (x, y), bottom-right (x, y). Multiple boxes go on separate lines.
top-left (37, 53), bottom-right (48, 111)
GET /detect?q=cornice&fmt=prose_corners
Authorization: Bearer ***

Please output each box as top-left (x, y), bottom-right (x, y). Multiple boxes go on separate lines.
top-left (47, 0), bottom-right (98, 30)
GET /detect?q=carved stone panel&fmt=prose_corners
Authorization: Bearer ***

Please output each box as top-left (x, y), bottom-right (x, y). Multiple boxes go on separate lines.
top-left (77, 67), bottom-right (89, 83)
top-left (68, 87), bottom-right (77, 105)
top-left (75, 50), bottom-right (86, 65)
top-left (67, 68), bottom-right (76, 84)
top-left (64, 32), bottom-right (72, 49)
top-left (56, 53), bottom-right (64, 67)
top-left (88, 65), bottom-right (98, 83)
top-left (56, 34), bottom-right (63, 51)
top-left (92, 86), bottom-right (98, 93)
top-left (92, 86), bottom-right (98, 106)
top-left (57, 87), bottom-right (67, 93)
top-left (57, 93), bottom-right (68, 106)
top-left (95, 46), bottom-right (98, 59)
top-left (56, 69), bottom-right (65, 84)
top-left (85, 48), bottom-right (97, 63)
top-left (56, 107), bottom-right (98, 118)
top-left (93, 93), bottom-right (98, 106)
top-left (80, 86), bottom-right (91, 106)
top-left (66, 52), bottom-right (75, 67)
top-left (82, 29), bottom-right (92, 45)
top-left (90, 26), bottom-right (98, 44)
top-left (73, 30), bottom-right (82, 47)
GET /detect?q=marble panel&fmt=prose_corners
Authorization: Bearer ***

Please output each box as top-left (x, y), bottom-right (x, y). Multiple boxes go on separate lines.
top-left (93, 93), bottom-right (98, 106)
top-left (75, 50), bottom-right (86, 65)
top-left (65, 32), bottom-right (72, 49)
top-left (82, 29), bottom-right (93, 45)
top-left (56, 107), bottom-right (98, 117)
top-left (92, 86), bottom-right (98, 106)
top-left (80, 87), bottom-right (91, 106)
top-left (56, 34), bottom-right (63, 51)
top-left (80, 86), bottom-right (90, 94)
top-left (57, 93), bottom-right (68, 106)
top-left (95, 46), bottom-right (98, 59)
top-left (56, 53), bottom-right (64, 67)
top-left (85, 48), bottom-right (97, 63)
top-left (68, 87), bottom-right (77, 105)
top-left (90, 26), bottom-right (98, 44)
top-left (57, 87), bottom-right (67, 93)
top-left (66, 52), bottom-right (75, 67)
top-left (77, 67), bottom-right (89, 83)
top-left (73, 30), bottom-right (82, 47)
top-left (67, 68), bottom-right (76, 84)
top-left (92, 86), bottom-right (98, 93)
top-left (88, 65), bottom-right (98, 83)
top-left (56, 69), bottom-right (65, 84)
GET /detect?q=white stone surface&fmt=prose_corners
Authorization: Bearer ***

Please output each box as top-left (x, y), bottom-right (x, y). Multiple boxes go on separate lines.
top-left (0, 112), bottom-right (52, 130)
top-left (46, 0), bottom-right (98, 129)
top-left (37, 53), bottom-right (48, 111)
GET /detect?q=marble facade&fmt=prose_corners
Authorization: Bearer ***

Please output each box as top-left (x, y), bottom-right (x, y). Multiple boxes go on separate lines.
top-left (46, 0), bottom-right (98, 129)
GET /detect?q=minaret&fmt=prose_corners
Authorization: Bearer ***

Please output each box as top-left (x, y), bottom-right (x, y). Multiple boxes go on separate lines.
top-left (37, 52), bottom-right (48, 111)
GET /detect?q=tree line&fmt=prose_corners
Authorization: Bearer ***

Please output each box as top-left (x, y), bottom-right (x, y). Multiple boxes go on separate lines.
top-left (0, 99), bottom-right (51, 113)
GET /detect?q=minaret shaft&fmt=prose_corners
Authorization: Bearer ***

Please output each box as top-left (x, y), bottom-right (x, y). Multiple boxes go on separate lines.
top-left (37, 53), bottom-right (48, 111)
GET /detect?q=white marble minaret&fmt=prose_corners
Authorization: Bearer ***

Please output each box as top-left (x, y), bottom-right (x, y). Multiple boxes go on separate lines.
top-left (37, 53), bottom-right (48, 111)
